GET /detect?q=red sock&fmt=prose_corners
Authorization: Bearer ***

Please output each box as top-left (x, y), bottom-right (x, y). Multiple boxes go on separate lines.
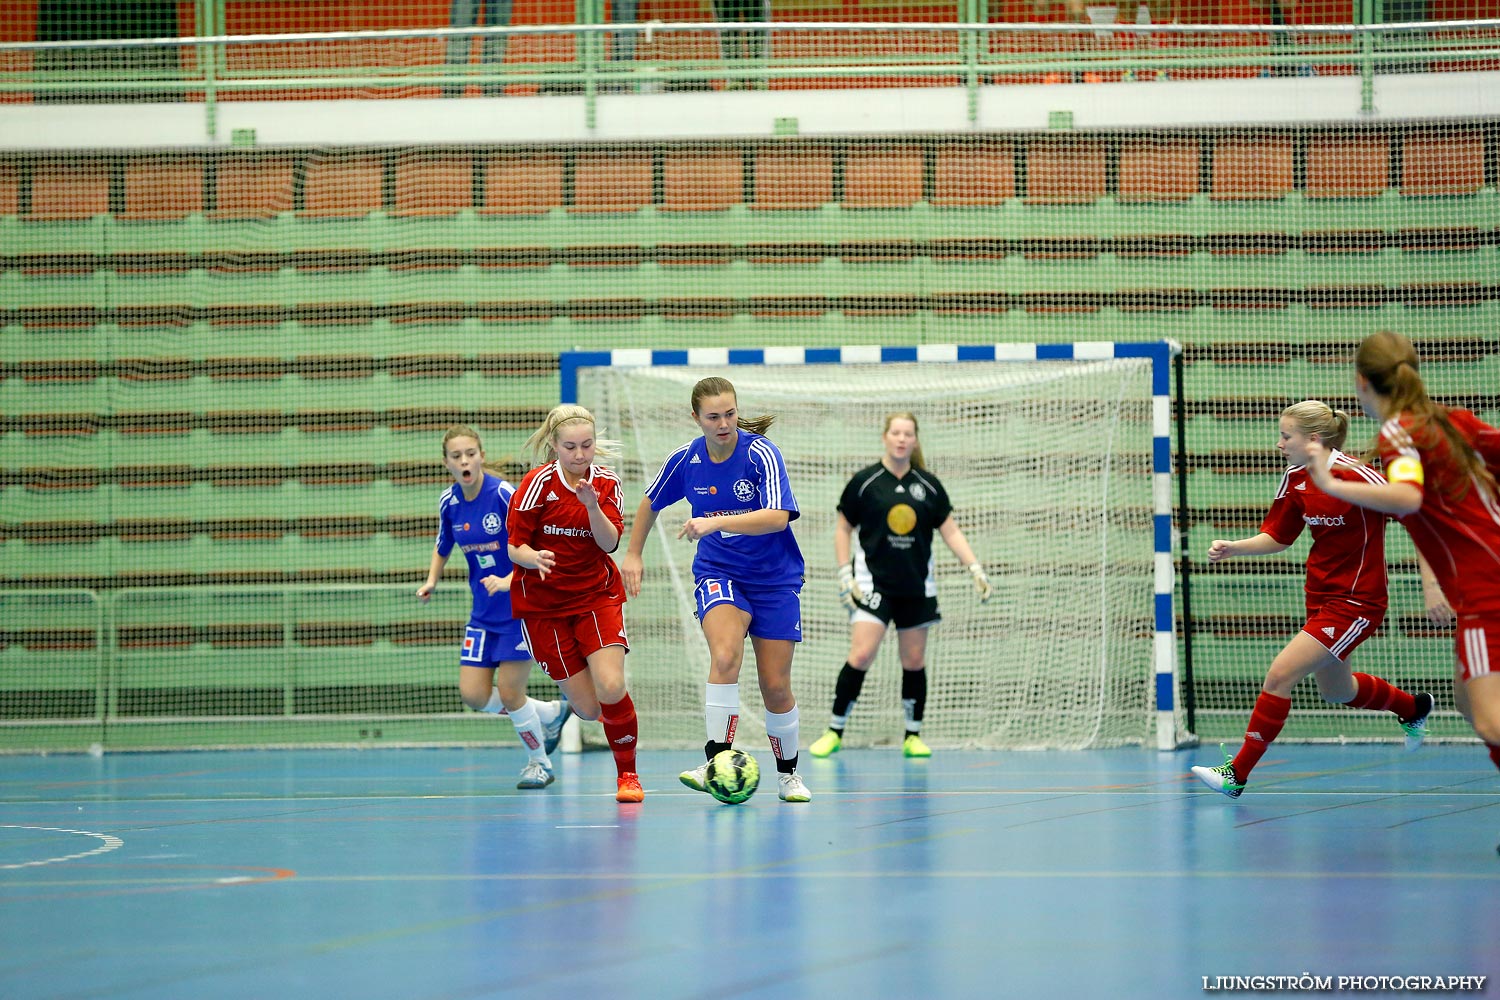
top-left (1488, 744), bottom-right (1500, 772)
top-left (599, 693), bottom-right (638, 776)
top-left (1232, 692), bottom-right (1291, 782)
top-left (1345, 673), bottom-right (1417, 719)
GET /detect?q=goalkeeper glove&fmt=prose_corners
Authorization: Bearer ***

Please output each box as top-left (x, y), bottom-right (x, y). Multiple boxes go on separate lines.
top-left (837, 564), bottom-right (863, 612)
top-left (968, 562), bottom-right (992, 603)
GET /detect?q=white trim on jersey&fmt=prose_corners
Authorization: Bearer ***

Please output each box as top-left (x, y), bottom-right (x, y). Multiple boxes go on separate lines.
top-left (644, 441), bottom-right (694, 501)
top-left (515, 464), bottom-right (555, 511)
top-left (1332, 450), bottom-right (1387, 485)
top-left (1464, 625), bottom-right (1492, 678)
top-left (852, 466), bottom-right (885, 499)
top-left (748, 436), bottom-right (790, 511)
top-left (1329, 615), bottom-right (1371, 659)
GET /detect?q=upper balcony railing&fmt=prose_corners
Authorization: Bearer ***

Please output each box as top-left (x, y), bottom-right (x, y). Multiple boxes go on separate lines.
top-left (2, 3), bottom-right (1498, 136)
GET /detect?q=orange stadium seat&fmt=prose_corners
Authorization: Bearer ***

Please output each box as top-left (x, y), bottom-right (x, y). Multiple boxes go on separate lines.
top-left (479, 152), bottom-right (565, 214)
top-left (1025, 139), bottom-right (1106, 204)
top-left (931, 142), bottom-right (1015, 207)
top-left (0, 161), bottom-right (19, 216)
top-left (121, 156), bottom-right (205, 221)
top-left (212, 155), bottom-right (295, 219)
top-left (1210, 135), bottom-right (1293, 200)
top-left (662, 150), bottom-right (744, 212)
top-left (843, 145), bottom-right (923, 209)
top-left (393, 152), bottom-right (475, 216)
top-left (1402, 131), bottom-right (1484, 197)
top-left (1118, 138), bottom-right (1202, 203)
top-left (571, 151), bottom-right (653, 213)
top-left (26, 161), bottom-right (110, 220)
top-left (751, 148), bottom-right (834, 210)
top-left (302, 154), bottom-right (387, 218)
top-left (1305, 134), bottom-right (1390, 199)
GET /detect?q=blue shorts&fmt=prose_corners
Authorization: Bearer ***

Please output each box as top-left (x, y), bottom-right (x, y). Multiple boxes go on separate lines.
top-left (460, 620), bottom-right (532, 667)
top-left (694, 577), bottom-right (803, 642)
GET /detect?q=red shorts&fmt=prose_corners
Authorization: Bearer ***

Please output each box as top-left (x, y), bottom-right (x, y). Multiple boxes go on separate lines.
top-left (1456, 617), bottom-right (1499, 683)
top-left (1301, 600), bottom-right (1383, 661)
top-left (519, 604), bottom-right (628, 681)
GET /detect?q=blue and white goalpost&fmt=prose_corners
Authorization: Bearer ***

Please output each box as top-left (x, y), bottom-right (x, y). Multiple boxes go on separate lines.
top-left (561, 342), bottom-right (1186, 751)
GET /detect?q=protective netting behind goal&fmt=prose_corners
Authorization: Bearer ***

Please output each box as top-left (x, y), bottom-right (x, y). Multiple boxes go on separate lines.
top-left (581, 358), bottom-right (1159, 750)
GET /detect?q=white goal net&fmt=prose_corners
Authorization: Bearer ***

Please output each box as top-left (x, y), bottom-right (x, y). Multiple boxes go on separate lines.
top-left (577, 351), bottom-right (1169, 750)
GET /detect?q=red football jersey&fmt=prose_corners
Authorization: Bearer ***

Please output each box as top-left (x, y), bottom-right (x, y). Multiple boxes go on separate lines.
top-left (1260, 450), bottom-right (1389, 612)
top-left (507, 462), bottom-right (627, 618)
top-left (1378, 409), bottom-right (1500, 617)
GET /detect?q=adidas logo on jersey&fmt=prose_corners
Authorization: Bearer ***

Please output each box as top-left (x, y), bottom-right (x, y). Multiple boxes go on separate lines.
top-left (1295, 482), bottom-right (1307, 491)
top-left (895, 485), bottom-right (905, 492)
top-left (1323, 627), bottom-right (1336, 638)
top-left (546, 491), bottom-right (559, 501)
top-left (690, 454), bottom-right (702, 464)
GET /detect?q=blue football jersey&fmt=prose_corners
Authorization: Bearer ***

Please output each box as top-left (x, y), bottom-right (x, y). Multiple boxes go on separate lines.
top-left (434, 473), bottom-right (518, 629)
top-left (643, 431), bottom-right (804, 587)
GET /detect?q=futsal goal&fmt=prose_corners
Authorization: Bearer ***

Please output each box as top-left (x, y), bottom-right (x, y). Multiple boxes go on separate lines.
top-left (564, 341), bottom-right (1185, 751)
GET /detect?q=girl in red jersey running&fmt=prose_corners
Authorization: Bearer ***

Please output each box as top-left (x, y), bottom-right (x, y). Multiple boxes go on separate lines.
top-left (1303, 333), bottom-right (1500, 822)
top-left (507, 405), bottom-right (643, 804)
top-left (1190, 400), bottom-right (1433, 798)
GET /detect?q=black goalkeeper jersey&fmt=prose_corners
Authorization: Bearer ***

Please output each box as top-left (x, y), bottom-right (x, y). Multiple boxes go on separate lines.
top-left (838, 462), bottom-right (953, 599)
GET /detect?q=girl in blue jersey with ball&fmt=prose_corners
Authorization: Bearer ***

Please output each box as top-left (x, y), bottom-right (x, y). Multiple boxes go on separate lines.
top-left (621, 376), bottom-right (812, 803)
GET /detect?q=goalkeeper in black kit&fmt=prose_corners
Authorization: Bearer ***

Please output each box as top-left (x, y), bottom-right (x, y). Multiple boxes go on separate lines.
top-left (810, 412), bottom-right (992, 759)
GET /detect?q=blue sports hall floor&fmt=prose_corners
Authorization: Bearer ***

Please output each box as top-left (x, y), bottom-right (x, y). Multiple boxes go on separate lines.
top-left (2, 745), bottom-right (1497, 1000)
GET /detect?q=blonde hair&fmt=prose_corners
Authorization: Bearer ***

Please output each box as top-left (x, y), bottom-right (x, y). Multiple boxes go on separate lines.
top-left (440, 425), bottom-right (510, 479)
top-left (691, 376), bottom-right (775, 436)
top-left (1280, 400), bottom-right (1350, 452)
top-left (1356, 331), bottom-right (1496, 502)
top-left (522, 405), bottom-right (621, 464)
top-left (884, 412), bottom-right (926, 469)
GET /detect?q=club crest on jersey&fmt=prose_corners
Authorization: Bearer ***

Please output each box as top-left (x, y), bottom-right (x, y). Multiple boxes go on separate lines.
top-left (482, 513), bottom-right (502, 534)
top-left (909, 482), bottom-right (927, 502)
top-left (733, 479), bottom-right (756, 502)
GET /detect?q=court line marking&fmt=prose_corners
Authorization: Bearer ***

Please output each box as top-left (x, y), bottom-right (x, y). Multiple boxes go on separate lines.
top-left (0, 825), bottom-right (123, 870)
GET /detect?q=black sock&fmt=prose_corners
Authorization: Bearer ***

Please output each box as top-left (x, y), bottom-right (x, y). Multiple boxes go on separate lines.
top-left (901, 668), bottom-right (927, 738)
top-left (705, 739), bottom-right (731, 761)
top-left (832, 663), bottom-right (868, 719)
top-left (776, 753), bottom-right (798, 774)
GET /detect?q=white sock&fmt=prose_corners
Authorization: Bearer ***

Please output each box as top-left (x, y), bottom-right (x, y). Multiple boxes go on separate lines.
top-left (533, 698), bottom-right (560, 726)
top-left (705, 682), bottom-right (740, 745)
top-left (765, 704), bottom-right (800, 768)
top-left (480, 689), bottom-right (506, 715)
top-left (507, 700), bottom-right (549, 764)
